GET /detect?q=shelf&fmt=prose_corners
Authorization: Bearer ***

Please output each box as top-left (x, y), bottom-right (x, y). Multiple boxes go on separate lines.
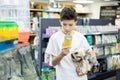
top-left (42, 34), bottom-right (51, 39)
top-left (97, 55), bottom-right (105, 59)
top-left (116, 11), bottom-right (120, 14)
top-left (106, 53), bottom-right (120, 57)
top-left (77, 12), bottom-right (91, 15)
top-left (88, 70), bottom-right (116, 80)
top-left (84, 31), bottom-right (118, 35)
top-left (30, 33), bottom-right (36, 36)
top-left (91, 42), bottom-right (116, 47)
top-left (88, 74), bottom-right (96, 80)
top-left (30, 22), bottom-right (39, 24)
top-left (30, 9), bottom-right (44, 12)
top-left (30, 8), bottom-right (91, 15)
top-left (42, 34), bottom-right (116, 47)
top-left (30, 8), bottom-right (61, 13)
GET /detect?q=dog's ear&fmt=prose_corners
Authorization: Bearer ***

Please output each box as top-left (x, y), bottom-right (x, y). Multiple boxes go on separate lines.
top-left (71, 54), bottom-right (75, 61)
top-left (71, 53), bottom-right (75, 59)
top-left (71, 53), bottom-right (78, 62)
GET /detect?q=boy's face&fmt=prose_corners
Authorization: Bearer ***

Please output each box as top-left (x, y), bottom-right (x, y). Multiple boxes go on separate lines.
top-left (60, 20), bottom-right (77, 34)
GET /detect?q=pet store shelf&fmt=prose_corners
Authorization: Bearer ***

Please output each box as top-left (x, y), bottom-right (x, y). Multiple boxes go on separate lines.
top-left (106, 53), bottom-right (120, 57)
top-left (84, 31), bottom-right (118, 35)
top-left (39, 18), bottom-right (118, 79)
top-left (97, 55), bottom-right (105, 59)
top-left (42, 34), bottom-right (50, 40)
top-left (42, 33), bottom-right (117, 52)
top-left (91, 42), bottom-right (116, 47)
top-left (88, 70), bottom-right (116, 80)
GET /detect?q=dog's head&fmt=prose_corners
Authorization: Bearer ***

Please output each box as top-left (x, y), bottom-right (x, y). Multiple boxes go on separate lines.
top-left (71, 49), bottom-right (85, 63)
top-left (71, 48), bottom-right (94, 75)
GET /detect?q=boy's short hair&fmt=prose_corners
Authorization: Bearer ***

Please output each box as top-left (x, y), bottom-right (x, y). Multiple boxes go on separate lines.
top-left (60, 7), bottom-right (77, 21)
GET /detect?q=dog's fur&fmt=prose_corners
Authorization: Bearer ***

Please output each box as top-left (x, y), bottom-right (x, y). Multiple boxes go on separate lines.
top-left (71, 48), bottom-right (97, 76)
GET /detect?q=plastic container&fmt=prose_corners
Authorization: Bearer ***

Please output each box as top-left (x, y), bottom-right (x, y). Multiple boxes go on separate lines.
top-left (63, 35), bottom-right (72, 47)
top-left (0, 21), bottom-right (18, 41)
top-left (18, 32), bottom-right (30, 43)
top-left (0, 21), bottom-right (18, 52)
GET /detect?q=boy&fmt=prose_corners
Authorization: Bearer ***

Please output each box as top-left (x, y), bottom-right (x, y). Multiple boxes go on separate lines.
top-left (45, 7), bottom-right (96, 80)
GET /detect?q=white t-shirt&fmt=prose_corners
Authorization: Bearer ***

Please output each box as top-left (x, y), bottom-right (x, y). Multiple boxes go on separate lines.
top-left (45, 31), bottom-right (91, 80)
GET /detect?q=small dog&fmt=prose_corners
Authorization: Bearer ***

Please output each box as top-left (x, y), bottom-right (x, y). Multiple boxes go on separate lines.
top-left (71, 48), bottom-right (97, 76)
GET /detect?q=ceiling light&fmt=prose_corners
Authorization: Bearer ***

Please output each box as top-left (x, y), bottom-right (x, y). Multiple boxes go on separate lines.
top-left (73, 0), bottom-right (94, 4)
top-left (104, 0), bottom-right (111, 1)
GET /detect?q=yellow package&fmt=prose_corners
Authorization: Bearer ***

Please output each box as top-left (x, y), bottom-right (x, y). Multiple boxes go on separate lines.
top-left (63, 35), bottom-right (72, 47)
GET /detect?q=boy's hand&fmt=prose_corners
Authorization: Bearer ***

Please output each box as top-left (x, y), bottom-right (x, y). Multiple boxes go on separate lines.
top-left (61, 47), bottom-right (70, 56)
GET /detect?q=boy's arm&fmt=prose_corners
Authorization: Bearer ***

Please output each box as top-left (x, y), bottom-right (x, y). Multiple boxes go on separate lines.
top-left (51, 47), bottom-right (70, 66)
